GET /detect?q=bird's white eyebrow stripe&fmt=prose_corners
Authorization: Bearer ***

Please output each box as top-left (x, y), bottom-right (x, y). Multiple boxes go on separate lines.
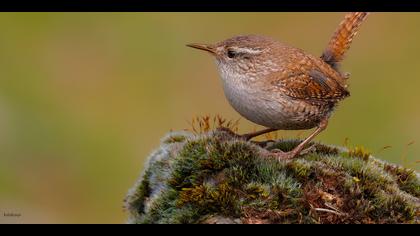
top-left (229, 46), bottom-right (264, 54)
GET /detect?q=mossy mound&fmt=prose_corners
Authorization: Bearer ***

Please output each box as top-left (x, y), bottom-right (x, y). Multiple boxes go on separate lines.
top-left (125, 129), bottom-right (420, 224)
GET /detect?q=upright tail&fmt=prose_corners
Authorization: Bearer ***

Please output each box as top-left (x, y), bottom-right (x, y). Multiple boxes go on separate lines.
top-left (321, 12), bottom-right (369, 70)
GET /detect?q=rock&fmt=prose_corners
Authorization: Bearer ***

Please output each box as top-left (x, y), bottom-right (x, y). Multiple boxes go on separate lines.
top-left (125, 129), bottom-right (420, 224)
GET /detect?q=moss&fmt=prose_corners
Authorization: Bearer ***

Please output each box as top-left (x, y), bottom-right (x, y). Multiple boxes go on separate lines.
top-left (124, 169), bottom-right (151, 221)
top-left (125, 129), bottom-right (420, 224)
top-left (382, 163), bottom-right (420, 198)
top-left (345, 146), bottom-right (372, 161)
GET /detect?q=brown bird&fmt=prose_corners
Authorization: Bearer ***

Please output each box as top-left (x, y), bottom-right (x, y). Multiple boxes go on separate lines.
top-left (187, 12), bottom-right (369, 159)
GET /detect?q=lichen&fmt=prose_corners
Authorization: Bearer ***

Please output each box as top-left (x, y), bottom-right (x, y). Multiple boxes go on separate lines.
top-left (125, 129), bottom-right (420, 224)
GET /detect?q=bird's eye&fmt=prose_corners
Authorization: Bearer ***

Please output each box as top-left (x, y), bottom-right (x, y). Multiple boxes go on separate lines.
top-left (227, 49), bottom-right (236, 58)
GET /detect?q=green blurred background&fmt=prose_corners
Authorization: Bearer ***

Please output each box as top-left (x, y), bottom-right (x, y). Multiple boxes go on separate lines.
top-left (0, 13), bottom-right (418, 223)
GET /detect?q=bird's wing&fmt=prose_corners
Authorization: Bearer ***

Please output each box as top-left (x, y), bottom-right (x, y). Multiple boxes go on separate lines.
top-left (266, 64), bottom-right (350, 102)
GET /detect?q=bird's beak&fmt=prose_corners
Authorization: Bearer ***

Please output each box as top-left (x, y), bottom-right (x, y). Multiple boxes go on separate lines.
top-left (186, 43), bottom-right (216, 55)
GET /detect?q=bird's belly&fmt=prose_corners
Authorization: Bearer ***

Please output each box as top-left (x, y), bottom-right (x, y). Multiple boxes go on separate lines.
top-left (222, 82), bottom-right (327, 130)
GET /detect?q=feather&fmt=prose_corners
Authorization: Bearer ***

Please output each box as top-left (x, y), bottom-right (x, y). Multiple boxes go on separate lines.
top-left (321, 12), bottom-right (369, 70)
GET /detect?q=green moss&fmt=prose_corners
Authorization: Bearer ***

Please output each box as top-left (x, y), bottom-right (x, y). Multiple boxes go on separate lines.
top-left (382, 163), bottom-right (420, 198)
top-left (124, 169), bottom-right (151, 220)
top-left (125, 129), bottom-right (420, 224)
top-left (344, 146), bottom-right (372, 161)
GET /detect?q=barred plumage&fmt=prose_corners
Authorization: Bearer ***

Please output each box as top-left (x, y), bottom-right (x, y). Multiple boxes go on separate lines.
top-left (187, 13), bottom-right (370, 159)
top-left (321, 12), bottom-right (369, 70)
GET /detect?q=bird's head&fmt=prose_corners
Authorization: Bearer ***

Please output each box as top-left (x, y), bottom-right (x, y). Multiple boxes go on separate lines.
top-left (187, 35), bottom-right (279, 79)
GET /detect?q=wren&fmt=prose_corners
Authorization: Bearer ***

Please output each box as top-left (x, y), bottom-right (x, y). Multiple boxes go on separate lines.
top-left (187, 12), bottom-right (369, 159)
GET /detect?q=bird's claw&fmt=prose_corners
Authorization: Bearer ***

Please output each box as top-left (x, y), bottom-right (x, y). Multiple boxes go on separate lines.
top-left (267, 144), bottom-right (317, 160)
top-left (263, 149), bottom-right (297, 160)
top-left (300, 144), bottom-right (317, 155)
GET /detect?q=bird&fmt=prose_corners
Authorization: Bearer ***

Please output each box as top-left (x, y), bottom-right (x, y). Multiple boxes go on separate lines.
top-left (187, 12), bottom-right (369, 159)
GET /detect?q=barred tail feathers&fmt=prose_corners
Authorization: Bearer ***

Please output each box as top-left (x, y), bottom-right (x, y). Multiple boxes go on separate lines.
top-left (321, 12), bottom-right (369, 70)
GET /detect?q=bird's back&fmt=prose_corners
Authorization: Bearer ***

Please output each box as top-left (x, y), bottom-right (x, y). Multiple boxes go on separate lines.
top-left (262, 42), bottom-right (350, 103)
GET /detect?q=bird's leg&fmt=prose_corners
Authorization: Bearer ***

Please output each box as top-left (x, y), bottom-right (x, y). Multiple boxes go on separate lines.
top-left (241, 128), bottom-right (278, 141)
top-left (216, 127), bottom-right (278, 141)
top-left (267, 118), bottom-right (329, 160)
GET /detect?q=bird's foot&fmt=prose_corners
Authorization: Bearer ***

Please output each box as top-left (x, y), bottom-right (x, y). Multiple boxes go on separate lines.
top-left (299, 144), bottom-right (317, 156)
top-left (268, 149), bottom-right (298, 160)
top-left (216, 127), bottom-right (278, 143)
top-left (266, 144), bottom-right (317, 160)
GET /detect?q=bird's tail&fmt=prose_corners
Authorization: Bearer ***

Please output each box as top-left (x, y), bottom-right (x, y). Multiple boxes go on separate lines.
top-left (321, 12), bottom-right (369, 70)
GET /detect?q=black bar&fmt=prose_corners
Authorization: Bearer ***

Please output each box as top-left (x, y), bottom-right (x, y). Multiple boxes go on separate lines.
top-left (1, 1), bottom-right (420, 12)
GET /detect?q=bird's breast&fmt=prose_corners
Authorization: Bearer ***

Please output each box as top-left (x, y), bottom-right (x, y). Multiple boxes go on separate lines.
top-left (219, 73), bottom-right (332, 130)
top-left (220, 74), bottom-right (285, 128)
